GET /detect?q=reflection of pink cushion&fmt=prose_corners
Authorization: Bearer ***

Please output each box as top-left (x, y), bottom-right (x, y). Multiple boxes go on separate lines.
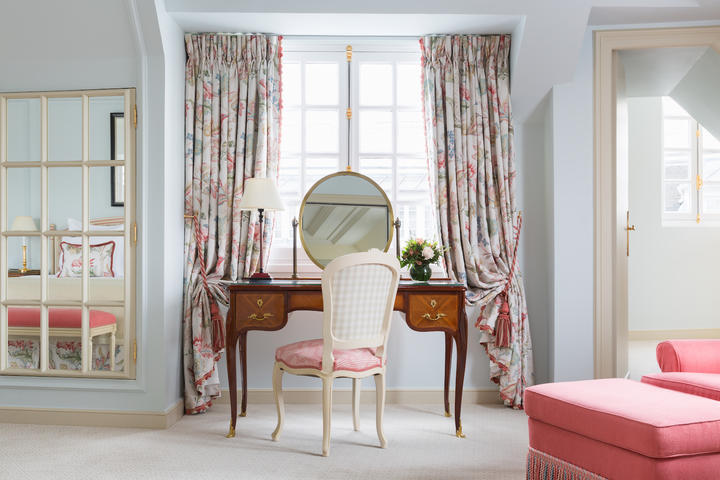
top-left (643, 372), bottom-right (720, 401)
top-left (525, 378), bottom-right (720, 458)
top-left (8, 308), bottom-right (116, 329)
top-left (656, 340), bottom-right (720, 373)
top-left (276, 339), bottom-right (382, 372)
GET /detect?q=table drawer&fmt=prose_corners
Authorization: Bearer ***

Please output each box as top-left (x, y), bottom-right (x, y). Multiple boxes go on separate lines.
top-left (235, 293), bottom-right (285, 330)
top-left (407, 293), bottom-right (459, 332)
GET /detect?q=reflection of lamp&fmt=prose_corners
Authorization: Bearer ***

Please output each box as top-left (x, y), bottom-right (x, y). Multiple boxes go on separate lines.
top-left (237, 178), bottom-right (285, 281)
top-left (10, 216), bottom-right (38, 273)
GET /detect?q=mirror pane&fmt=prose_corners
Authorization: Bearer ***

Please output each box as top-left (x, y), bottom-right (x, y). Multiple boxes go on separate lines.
top-left (89, 96), bottom-right (125, 161)
top-left (48, 240), bottom-right (82, 301)
top-left (301, 173), bottom-right (392, 268)
top-left (90, 166), bottom-right (125, 220)
top-left (7, 167), bottom-right (40, 226)
top-left (7, 237), bottom-right (41, 301)
top-left (48, 97), bottom-right (82, 162)
top-left (88, 306), bottom-right (124, 372)
top-left (7, 307), bottom-right (40, 370)
top-left (48, 167), bottom-right (81, 231)
top-left (7, 98), bottom-right (41, 162)
top-left (48, 309), bottom-right (83, 371)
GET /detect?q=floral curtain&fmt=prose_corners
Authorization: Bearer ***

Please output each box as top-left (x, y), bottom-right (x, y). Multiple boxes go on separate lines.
top-left (183, 33), bottom-right (282, 413)
top-left (420, 35), bottom-right (533, 408)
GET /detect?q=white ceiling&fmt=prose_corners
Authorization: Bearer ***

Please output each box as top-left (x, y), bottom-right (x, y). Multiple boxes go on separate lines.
top-left (166, 0), bottom-right (720, 122)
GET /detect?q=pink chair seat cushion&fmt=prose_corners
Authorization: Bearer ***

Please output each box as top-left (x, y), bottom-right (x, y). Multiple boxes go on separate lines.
top-left (8, 307), bottom-right (116, 329)
top-left (642, 372), bottom-right (720, 402)
top-left (524, 378), bottom-right (720, 458)
top-left (275, 339), bottom-right (383, 372)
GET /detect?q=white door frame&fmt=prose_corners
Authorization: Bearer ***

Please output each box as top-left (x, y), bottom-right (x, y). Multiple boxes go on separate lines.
top-left (593, 26), bottom-right (720, 378)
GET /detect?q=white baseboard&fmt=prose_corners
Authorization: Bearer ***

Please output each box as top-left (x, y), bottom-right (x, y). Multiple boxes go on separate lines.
top-left (214, 388), bottom-right (502, 405)
top-left (0, 399), bottom-right (184, 429)
top-left (629, 328), bottom-right (720, 341)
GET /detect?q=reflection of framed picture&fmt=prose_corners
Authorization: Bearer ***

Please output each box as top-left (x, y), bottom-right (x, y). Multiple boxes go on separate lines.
top-left (110, 112), bottom-right (125, 207)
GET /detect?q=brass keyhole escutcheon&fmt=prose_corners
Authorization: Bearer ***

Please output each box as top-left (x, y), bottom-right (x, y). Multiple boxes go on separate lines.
top-left (430, 299), bottom-right (437, 309)
top-left (257, 298), bottom-right (263, 309)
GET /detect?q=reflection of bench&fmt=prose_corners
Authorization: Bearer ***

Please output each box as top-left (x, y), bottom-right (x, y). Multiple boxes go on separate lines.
top-left (8, 308), bottom-right (117, 370)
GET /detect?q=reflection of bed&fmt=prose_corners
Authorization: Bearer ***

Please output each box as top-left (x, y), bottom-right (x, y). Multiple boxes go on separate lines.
top-left (8, 307), bottom-right (117, 370)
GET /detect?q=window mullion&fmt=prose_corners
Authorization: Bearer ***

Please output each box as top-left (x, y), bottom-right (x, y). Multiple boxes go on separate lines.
top-left (0, 96), bottom-right (6, 371)
top-left (695, 120), bottom-right (701, 222)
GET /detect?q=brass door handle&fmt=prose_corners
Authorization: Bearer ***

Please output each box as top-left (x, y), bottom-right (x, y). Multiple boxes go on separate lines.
top-left (626, 211), bottom-right (636, 256)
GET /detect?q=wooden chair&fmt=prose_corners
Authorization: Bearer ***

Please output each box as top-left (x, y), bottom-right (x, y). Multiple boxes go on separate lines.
top-left (271, 249), bottom-right (401, 456)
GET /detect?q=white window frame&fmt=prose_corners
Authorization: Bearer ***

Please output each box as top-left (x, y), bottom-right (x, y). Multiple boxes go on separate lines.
top-left (271, 38), bottom-right (441, 275)
top-left (662, 97), bottom-right (720, 226)
top-left (0, 88), bottom-right (136, 379)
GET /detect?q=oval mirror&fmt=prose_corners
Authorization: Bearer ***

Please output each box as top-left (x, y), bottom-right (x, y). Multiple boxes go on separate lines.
top-left (300, 171), bottom-right (394, 268)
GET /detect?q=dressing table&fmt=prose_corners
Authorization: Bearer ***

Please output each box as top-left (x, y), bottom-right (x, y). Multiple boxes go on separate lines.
top-left (225, 171), bottom-right (469, 439)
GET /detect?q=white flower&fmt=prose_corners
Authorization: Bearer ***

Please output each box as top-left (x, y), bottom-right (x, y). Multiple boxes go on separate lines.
top-left (422, 246), bottom-right (434, 260)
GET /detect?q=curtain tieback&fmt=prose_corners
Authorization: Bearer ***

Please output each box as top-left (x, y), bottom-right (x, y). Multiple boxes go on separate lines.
top-left (189, 213), bottom-right (226, 355)
top-left (495, 213), bottom-right (522, 348)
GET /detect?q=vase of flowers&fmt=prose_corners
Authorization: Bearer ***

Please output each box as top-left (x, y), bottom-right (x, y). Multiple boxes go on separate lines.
top-left (399, 238), bottom-right (447, 282)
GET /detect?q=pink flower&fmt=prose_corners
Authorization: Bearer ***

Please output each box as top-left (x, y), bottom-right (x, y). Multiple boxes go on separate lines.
top-left (415, 238), bottom-right (424, 244)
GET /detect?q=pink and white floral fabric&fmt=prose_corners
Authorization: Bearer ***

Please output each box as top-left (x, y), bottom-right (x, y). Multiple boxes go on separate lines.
top-left (183, 34), bottom-right (282, 413)
top-left (420, 35), bottom-right (533, 408)
top-left (57, 241), bottom-right (116, 278)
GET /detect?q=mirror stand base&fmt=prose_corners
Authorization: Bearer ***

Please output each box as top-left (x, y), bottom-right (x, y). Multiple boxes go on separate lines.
top-left (248, 272), bottom-right (272, 282)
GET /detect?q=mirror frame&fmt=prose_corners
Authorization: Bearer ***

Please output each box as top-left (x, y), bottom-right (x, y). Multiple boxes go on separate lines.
top-left (298, 171), bottom-right (394, 269)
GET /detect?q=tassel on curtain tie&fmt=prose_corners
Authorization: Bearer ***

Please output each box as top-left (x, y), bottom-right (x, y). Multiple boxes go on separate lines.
top-left (189, 213), bottom-right (226, 355)
top-left (494, 213), bottom-right (522, 348)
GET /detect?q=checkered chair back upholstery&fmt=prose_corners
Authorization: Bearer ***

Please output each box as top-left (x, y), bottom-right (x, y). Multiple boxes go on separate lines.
top-left (322, 251), bottom-right (400, 353)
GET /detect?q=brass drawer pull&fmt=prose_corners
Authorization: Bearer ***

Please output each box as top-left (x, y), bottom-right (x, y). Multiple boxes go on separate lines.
top-left (249, 312), bottom-right (273, 321)
top-left (422, 312), bottom-right (447, 322)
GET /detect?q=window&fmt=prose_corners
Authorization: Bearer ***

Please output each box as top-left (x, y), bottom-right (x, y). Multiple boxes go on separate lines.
top-left (662, 96), bottom-right (720, 223)
top-left (273, 40), bottom-right (437, 272)
top-left (0, 89), bottom-right (136, 378)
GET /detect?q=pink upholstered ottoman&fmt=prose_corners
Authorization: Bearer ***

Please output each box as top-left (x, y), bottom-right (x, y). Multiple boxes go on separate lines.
top-left (525, 378), bottom-right (720, 479)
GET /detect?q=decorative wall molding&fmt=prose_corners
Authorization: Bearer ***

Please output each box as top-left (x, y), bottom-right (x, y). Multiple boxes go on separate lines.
top-left (628, 329), bottom-right (720, 341)
top-left (0, 399), bottom-right (183, 429)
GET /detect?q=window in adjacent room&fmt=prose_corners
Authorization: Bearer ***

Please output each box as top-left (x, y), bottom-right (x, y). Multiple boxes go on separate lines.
top-left (662, 96), bottom-right (720, 223)
top-left (273, 40), bottom-right (437, 272)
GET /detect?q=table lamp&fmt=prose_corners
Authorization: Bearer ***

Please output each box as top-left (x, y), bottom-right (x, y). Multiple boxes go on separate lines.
top-left (237, 178), bottom-right (284, 281)
top-left (10, 216), bottom-right (38, 273)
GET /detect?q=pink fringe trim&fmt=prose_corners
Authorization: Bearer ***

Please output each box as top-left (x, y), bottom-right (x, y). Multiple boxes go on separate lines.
top-left (526, 448), bottom-right (606, 480)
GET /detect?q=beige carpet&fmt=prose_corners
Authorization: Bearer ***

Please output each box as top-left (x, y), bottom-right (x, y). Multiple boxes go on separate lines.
top-left (0, 403), bottom-right (528, 480)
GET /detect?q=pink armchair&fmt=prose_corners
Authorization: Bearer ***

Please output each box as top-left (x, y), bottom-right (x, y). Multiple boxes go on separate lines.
top-left (642, 339), bottom-right (720, 401)
top-left (655, 339), bottom-right (720, 373)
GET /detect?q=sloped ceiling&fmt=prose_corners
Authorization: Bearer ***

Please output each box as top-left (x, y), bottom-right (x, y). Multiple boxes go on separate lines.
top-left (166, 0), bottom-right (720, 122)
top-left (619, 46), bottom-right (708, 97)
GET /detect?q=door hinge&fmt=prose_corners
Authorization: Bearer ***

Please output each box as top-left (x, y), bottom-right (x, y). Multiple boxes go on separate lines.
top-left (697, 175), bottom-right (703, 191)
top-left (346, 45), bottom-right (352, 62)
top-left (697, 213), bottom-right (701, 224)
top-left (133, 104), bottom-right (138, 129)
top-left (133, 222), bottom-right (138, 245)
top-left (133, 339), bottom-right (137, 363)
top-left (697, 129), bottom-right (701, 138)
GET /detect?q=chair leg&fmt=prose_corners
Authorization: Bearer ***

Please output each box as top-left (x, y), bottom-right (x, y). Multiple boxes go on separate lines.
top-left (375, 372), bottom-right (387, 448)
top-left (322, 376), bottom-right (333, 457)
top-left (271, 363), bottom-right (285, 441)
top-left (352, 377), bottom-right (361, 431)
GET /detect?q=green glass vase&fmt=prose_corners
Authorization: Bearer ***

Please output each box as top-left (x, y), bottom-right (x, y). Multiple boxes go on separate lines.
top-left (409, 263), bottom-right (432, 282)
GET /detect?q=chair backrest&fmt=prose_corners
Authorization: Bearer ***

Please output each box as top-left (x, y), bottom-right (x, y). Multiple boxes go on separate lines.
top-left (320, 250), bottom-right (401, 372)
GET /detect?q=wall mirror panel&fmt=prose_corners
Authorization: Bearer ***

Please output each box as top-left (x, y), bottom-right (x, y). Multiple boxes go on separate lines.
top-left (0, 89), bottom-right (135, 378)
top-left (300, 171), bottom-right (394, 268)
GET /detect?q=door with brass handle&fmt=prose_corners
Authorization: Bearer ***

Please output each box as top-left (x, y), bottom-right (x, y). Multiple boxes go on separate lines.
top-left (626, 211), bottom-right (636, 256)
